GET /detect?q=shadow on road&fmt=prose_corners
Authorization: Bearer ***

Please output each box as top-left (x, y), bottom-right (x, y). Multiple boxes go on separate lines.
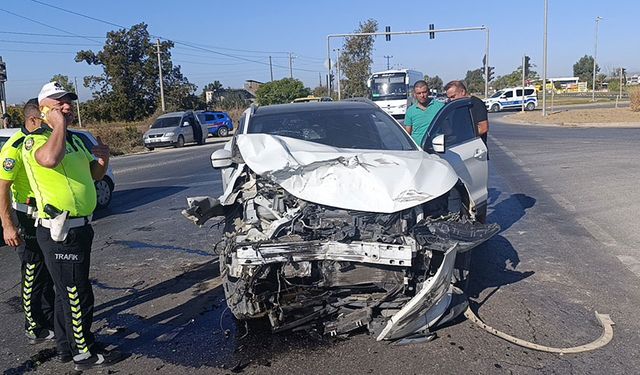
top-left (467, 189), bottom-right (537, 301)
top-left (94, 186), bottom-right (189, 219)
top-left (93, 260), bottom-right (332, 371)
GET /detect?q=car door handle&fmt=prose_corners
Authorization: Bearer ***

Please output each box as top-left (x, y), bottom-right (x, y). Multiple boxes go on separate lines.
top-left (473, 149), bottom-right (487, 159)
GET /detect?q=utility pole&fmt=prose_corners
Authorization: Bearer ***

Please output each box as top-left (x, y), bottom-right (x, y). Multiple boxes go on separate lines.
top-left (156, 39), bottom-right (165, 112)
top-left (269, 56), bottom-right (274, 81)
top-left (542, 0), bottom-right (548, 116)
top-left (319, 72), bottom-right (322, 88)
top-left (384, 55), bottom-right (393, 70)
top-left (333, 48), bottom-right (341, 100)
top-left (522, 55), bottom-right (526, 112)
top-left (289, 53), bottom-right (295, 79)
top-left (0, 56), bottom-right (6, 114)
top-left (74, 76), bottom-right (82, 128)
top-left (592, 16), bottom-right (602, 102)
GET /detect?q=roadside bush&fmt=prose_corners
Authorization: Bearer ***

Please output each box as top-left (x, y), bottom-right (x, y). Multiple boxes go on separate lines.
top-left (76, 121), bottom-right (146, 156)
top-left (629, 86), bottom-right (640, 112)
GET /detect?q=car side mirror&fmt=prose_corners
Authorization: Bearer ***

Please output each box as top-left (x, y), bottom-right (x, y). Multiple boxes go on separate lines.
top-left (182, 121), bottom-right (190, 127)
top-left (432, 134), bottom-right (445, 153)
top-left (211, 149), bottom-right (233, 169)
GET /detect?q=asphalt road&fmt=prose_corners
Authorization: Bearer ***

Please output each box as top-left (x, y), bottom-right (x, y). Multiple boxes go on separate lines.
top-left (1, 120), bottom-right (640, 374)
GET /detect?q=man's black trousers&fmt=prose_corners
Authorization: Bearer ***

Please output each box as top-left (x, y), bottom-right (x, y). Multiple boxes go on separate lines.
top-left (16, 211), bottom-right (55, 336)
top-left (37, 224), bottom-right (96, 358)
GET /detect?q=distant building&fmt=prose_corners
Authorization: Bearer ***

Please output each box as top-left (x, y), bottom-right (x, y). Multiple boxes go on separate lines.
top-left (244, 80), bottom-right (263, 95)
top-left (215, 88), bottom-right (256, 104)
top-left (626, 75), bottom-right (640, 85)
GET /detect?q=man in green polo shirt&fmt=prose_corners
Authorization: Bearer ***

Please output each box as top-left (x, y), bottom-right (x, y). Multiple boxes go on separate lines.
top-left (404, 80), bottom-right (445, 147)
top-left (0, 99), bottom-right (55, 346)
top-left (22, 81), bottom-right (123, 370)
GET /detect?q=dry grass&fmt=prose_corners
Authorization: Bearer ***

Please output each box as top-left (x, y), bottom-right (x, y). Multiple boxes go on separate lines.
top-left (630, 86), bottom-right (640, 112)
top-left (70, 119), bottom-right (150, 156)
top-left (507, 107), bottom-right (640, 126)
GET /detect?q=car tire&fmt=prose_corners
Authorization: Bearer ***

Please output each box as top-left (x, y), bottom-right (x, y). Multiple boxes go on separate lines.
top-left (95, 177), bottom-right (114, 209)
top-left (490, 104), bottom-right (500, 113)
top-left (175, 135), bottom-right (184, 148)
top-left (146, 146), bottom-right (154, 151)
top-left (217, 127), bottom-right (229, 137)
top-left (526, 102), bottom-right (535, 111)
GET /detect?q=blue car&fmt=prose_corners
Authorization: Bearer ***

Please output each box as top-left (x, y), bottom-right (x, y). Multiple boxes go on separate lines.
top-left (196, 111), bottom-right (233, 137)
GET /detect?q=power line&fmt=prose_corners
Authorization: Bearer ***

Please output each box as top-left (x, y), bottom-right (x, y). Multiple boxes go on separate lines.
top-left (0, 8), bottom-right (103, 45)
top-left (0, 39), bottom-right (97, 47)
top-left (0, 30), bottom-right (106, 38)
top-left (26, 0), bottom-right (322, 73)
top-left (0, 48), bottom-right (76, 54)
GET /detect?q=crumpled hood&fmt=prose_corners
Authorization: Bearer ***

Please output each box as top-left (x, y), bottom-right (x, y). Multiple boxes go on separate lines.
top-left (234, 134), bottom-right (458, 213)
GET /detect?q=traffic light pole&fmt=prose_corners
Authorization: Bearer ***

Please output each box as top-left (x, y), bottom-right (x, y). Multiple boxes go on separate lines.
top-left (327, 26), bottom-right (490, 99)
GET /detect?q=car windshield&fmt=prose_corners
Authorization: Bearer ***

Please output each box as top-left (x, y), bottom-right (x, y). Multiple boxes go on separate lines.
top-left (490, 90), bottom-right (504, 98)
top-left (151, 116), bottom-right (181, 129)
top-left (248, 107), bottom-right (416, 151)
top-left (0, 137), bottom-right (9, 149)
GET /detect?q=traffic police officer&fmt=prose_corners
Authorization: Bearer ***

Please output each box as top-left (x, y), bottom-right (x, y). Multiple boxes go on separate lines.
top-left (0, 99), bottom-right (55, 345)
top-left (22, 82), bottom-right (123, 370)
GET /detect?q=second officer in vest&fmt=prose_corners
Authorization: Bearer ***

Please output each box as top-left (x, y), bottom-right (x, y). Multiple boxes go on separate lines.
top-left (22, 82), bottom-right (123, 370)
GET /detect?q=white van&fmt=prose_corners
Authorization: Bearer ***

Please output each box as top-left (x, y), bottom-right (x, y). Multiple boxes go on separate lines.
top-left (484, 86), bottom-right (538, 112)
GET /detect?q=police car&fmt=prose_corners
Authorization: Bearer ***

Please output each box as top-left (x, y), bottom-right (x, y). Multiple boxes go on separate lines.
top-left (0, 128), bottom-right (115, 209)
top-left (484, 86), bottom-right (538, 112)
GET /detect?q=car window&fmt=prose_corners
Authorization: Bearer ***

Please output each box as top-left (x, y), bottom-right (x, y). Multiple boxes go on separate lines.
top-left (151, 117), bottom-right (181, 128)
top-left (248, 108), bottom-right (416, 151)
top-left (490, 90), bottom-right (503, 98)
top-left (525, 89), bottom-right (535, 96)
top-left (215, 114), bottom-right (224, 120)
top-left (427, 107), bottom-right (476, 148)
top-left (205, 114), bottom-right (215, 122)
top-left (516, 89), bottom-right (523, 97)
top-left (504, 91), bottom-right (513, 98)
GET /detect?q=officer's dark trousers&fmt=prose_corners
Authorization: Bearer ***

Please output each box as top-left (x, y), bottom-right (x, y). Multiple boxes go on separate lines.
top-left (37, 224), bottom-right (96, 357)
top-left (16, 212), bottom-right (55, 335)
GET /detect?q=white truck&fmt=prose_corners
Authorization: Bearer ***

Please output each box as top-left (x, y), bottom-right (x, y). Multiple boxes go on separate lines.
top-left (367, 69), bottom-right (423, 119)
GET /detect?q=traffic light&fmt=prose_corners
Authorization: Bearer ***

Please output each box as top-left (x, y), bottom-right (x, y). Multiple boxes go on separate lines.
top-left (0, 60), bottom-right (6, 82)
top-left (524, 55), bottom-right (531, 77)
top-left (487, 66), bottom-right (495, 82)
top-left (429, 24), bottom-right (435, 39)
top-left (385, 26), bottom-right (391, 42)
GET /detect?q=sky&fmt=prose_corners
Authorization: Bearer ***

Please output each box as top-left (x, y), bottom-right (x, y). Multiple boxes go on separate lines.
top-left (1, 0), bottom-right (638, 104)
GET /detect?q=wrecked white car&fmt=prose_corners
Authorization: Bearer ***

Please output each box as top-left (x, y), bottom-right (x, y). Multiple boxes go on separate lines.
top-left (184, 99), bottom-right (499, 341)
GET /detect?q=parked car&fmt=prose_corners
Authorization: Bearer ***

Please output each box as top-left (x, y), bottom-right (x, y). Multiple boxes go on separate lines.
top-left (0, 128), bottom-right (116, 209)
top-left (143, 111), bottom-right (207, 150)
top-left (184, 100), bottom-right (499, 341)
top-left (484, 86), bottom-right (538, 112)
top-left (195, 110), bottom-right (233, 137)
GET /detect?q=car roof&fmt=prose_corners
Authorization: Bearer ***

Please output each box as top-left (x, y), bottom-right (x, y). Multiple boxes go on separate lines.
top-left (157, 111), bottom-right (188, 118)
top-left (253, 100), bottom-right (377, 116)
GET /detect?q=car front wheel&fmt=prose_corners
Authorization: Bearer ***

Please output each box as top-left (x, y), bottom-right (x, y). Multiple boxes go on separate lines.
top-left (526, 102), bottom-right (535, 111)
top-left (175, 135), bottom-right (185, 148)
top-left (490, 104), bottom-right (500, 113)
top-left (95, 177), bottom-right (114, 208)
top-left (217, 127), bottom-right (229, 137)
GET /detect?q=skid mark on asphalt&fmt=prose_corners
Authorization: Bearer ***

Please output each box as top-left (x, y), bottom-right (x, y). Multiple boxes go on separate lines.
top-left (489, 134), bottom-right (640, 279)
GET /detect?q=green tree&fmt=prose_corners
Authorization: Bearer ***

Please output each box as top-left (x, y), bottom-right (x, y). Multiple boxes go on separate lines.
top-left (464, 69), bottom-right (485, 93)
top-left (339, 19), bottom-right (378, 98)
top-left (75, 23), bottom-right (195, 121)
top-left (573, 55), bottom-right (599, 88)
top-left (493, 60), bottom-right (540, 90)
top-left (424, 75), bottom-right (443, 92)
top-left (255, 78), bottom-right (310, 105)
top-left (50, 74), bottom-right (75, 93)
top-left (312, 85), bottom-right (329, 97)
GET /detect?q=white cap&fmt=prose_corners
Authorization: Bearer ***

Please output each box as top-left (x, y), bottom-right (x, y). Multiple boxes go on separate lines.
top-left (38, 81), bottom-right (78, 104)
